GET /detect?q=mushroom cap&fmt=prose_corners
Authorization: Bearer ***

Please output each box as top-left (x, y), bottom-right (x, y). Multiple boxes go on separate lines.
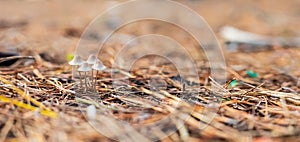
top-left (78, 62), bottom-right (92, 72)
top-left (87, 54), bottom-right (97, 64)
top-left (92, 60), bottom-right (106, 71)
top-left (69, 55), bottom-right (84, 66)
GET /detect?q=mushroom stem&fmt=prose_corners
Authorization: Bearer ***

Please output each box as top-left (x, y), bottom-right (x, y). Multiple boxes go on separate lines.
top-left (72, 66), bottom-right (76, 80)
top-left (84, 72), bottom-right (88, 92)
top-left (73, 65), bottom-right (83, 88)
top-left (94, 70), bottom-right (99, 90)
top-left (91, 70), bottom-right (94, 90)
top-left (78, 71), bottom-right (83, 88)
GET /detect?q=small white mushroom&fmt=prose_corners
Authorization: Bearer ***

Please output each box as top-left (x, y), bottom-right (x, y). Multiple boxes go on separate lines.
top-left (78, 62), bottom-right (92, 92)
top-left (87, 54), bottom-right (98, 65)
top-left (92, 60), bottom-right (106, 90)
top-left (87, 105), bottom-right (96, 121)
top-left (68, 55), bottom-right (84, 88)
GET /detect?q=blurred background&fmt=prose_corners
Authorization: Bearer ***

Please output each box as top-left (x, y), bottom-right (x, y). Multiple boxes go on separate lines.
top-left (0, 0), bottom-right (299, 75)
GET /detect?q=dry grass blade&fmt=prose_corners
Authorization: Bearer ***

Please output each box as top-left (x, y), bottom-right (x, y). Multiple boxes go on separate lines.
top-left (0, 117), bottom-right (14, 142)
top-left (0, 95), bottom-right (58, 118)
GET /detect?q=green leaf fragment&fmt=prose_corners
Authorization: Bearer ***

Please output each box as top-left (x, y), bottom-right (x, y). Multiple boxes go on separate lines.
top-left (66, 53), bottom-right (74, 61)
top-left (229, 79), bottom-right (238, 88)
top-left (246, 70), bottom-right (258, 78)
top-left (221, 97), bottom-right (231, 101)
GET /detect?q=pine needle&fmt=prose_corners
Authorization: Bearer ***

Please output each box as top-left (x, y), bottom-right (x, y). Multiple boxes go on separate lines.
top-left (0, 95), bottom-right (58, 118)
top-left (0, 75), bottom-right (52, 111)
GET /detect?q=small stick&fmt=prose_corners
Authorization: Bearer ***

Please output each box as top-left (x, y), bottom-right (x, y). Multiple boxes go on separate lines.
top-left (0, 56), bottom-right (34, 63)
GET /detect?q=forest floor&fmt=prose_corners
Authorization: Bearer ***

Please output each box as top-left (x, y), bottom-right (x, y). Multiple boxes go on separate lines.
top-left (0, 0), bottom-right (300, 142)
